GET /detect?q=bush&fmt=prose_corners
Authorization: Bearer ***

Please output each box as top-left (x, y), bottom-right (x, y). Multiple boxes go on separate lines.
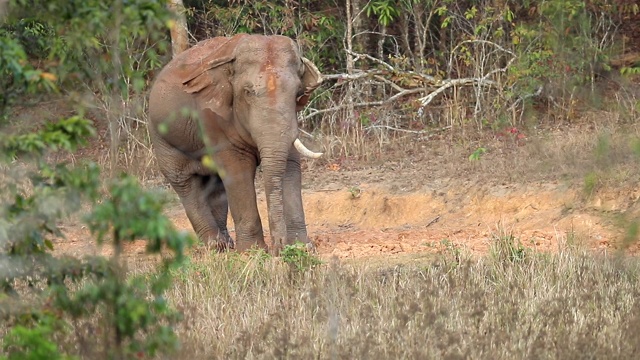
top-left (281, 242), bottom-right (322, 273)
top-left (0, 114), bottom-right (194, 358)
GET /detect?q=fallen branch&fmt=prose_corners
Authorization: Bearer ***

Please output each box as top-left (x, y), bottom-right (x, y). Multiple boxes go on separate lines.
top-left (307, 42), bottom-right (517, 121)
top-left (322, 70), bottom-right (386, 81)
top-left (302, 88), bottom-right (424, 121)
top-left (418, 77), bottom-right (499, 107)
top-left (419, 51), bottom-right (516, 107)
top-left (365, 125), bottom-right (430, 134)
top-left (364, 125), bottom-right (451, 135)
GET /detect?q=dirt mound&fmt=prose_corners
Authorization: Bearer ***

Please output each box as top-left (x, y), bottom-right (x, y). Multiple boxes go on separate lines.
top-left (54, 143), bottom-right (640, 261)
top-left (57, 180), bottom-right (634, 261)
top-left (304, 182), bottom-right (623, 258)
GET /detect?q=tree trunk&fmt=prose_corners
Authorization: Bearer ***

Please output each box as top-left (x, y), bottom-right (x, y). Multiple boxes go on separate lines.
top-left (377, 25), bottom-right (386, 61)
top-left (346, 0), bottom-right (355, 73)
top-left (168, 0), bottom-right (189, 57)
top-left (0, 0), bottom-right (8, 23)
top-left (345, 0), bottom-right (356, 127)
top-left (350, 0), bottom-right (366, 54)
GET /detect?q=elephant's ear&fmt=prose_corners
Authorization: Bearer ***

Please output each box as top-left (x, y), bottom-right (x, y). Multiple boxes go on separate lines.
top-left (296, 57), bottom-right (323, 111)
top-left (181, 34), bottom-right (247, 94)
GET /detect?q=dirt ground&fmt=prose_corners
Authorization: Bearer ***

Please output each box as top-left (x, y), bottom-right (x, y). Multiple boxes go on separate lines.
top-left (54, 140), bottom-right (640, 261)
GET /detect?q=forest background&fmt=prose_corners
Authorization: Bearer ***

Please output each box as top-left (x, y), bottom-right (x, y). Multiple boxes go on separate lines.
top-left (1, 0), bottom-right (640, 358)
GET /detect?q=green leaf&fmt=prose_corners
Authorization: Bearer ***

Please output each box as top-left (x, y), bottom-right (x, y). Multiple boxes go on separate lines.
top-left (469, 147), bottom-right (487, 161)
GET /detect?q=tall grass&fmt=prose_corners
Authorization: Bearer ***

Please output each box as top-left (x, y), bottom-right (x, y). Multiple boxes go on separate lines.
top-left (167, 247), bottom-right (640, 359)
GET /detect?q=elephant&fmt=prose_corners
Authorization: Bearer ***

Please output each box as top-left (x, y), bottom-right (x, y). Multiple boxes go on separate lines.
top-left (148, 34), bottom-right (323, 254)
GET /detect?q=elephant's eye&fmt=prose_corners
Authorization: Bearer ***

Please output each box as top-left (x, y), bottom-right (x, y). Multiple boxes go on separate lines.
top-left (244, 86), bottom-right (256, 96)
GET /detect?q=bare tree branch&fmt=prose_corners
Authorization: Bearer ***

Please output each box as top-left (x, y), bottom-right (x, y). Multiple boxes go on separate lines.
top-left (304, 38), bottom-right (518, 123)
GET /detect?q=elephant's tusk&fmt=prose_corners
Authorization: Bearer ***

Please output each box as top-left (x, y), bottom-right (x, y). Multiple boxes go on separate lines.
top-left (294, 138), bottom-right (323, 159)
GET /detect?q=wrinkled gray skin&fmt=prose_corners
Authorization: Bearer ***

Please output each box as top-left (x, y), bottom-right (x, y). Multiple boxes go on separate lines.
top-left (148, 34), bottom-right (322, 254)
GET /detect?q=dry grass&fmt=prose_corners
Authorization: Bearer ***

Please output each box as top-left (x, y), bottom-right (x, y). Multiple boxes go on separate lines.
top-left (302, 77), bottom-right (640, 191)
top-left (164, 243), bottom-right (640, 359)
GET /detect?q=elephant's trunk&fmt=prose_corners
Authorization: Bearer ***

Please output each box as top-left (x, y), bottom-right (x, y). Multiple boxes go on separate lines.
top-left (259, 150), bottom-right (289, 253)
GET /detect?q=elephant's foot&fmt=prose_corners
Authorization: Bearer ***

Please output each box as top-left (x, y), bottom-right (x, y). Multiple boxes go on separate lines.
top-left (216, 229), bottom-right (235, 251)
top-left (269, 240), bottom-right (285, 257)
top-left (269, 239), bottom-right (315, 256)
top-left (287, 232), bottom-right (313, 249)
top-left (203, 230), bottom-right (235, 252)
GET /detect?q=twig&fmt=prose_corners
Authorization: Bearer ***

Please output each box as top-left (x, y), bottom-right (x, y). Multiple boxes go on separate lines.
top-left (298, 128), bottom-right (314, 138)
top-left (448, 39), bottom-right (516, 75)
top-left (426, 215), bottom-right (441, 227)
top-left (346, 49), bottom-right (395, 71)
top-left (365, 125), bottom-right (428, 134)
top-left (302, 102), bottom-right (384, 120)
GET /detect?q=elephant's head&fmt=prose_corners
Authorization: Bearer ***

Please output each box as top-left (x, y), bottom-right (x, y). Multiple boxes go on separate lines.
top-left (179, 34), bottom-right (322, 155)
top-left (175, 34), bottom-right (323, 251)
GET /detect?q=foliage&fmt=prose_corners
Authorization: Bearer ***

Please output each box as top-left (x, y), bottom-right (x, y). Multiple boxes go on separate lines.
top-left (0, 116), bottom-right (95, 160)
top-left (0, 2), bottom-right (193, 354)
top-left (348, 186), bottom-right (363, 199)
top-left (490, 232), bottom-right (528, 266)
top-left (509, 0), bottom-right (614, 99)
top-left (187, 0), bottom-right (344, 71)
top-left (0, 114), bottom-right (194, 358)
top-left (468, 147), bottom-right (487, 161)
top-left (364, 0), bottom-right (400, 27)
top-left (1, 0), bottom-right (174, 172)
top-left (0, 27), bottom-right (56, 121)
top-left (6, 0), bottom-right (171, 94)
top-left (281, 242), bottom-right (322, 272)
top-left (1, 314), bottom-right (75, 360)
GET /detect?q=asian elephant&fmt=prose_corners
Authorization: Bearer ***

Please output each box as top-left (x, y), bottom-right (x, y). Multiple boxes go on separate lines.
top-left (148, 34), bottom-right (323, 254)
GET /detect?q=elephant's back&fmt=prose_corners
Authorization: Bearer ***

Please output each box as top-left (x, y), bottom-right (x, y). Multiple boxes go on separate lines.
top-left (151, 36), bottom-right (230, 88)
top-left (173, 36), bottom-right (237, 66)
top-left (161, 35), bottom-right (247, 77)
top-left (149, 35), bottom-right (238, 115)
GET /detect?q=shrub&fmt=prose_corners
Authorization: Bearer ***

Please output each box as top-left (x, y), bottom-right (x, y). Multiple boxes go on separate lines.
top-left (0, 117), bottom-right (193, 358)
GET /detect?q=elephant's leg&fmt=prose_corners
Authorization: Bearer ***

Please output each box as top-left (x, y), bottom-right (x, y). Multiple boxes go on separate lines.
top-left (215, 152), bottom-right (266, 252)
top-left (201, 174), bottom-right (234, 249)
top-left (175, 175), bottom-right (234, 251)
top-left (283, 151), bottom-right (309, 246)
top-left (155, 143), bottom-right (231, 250)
